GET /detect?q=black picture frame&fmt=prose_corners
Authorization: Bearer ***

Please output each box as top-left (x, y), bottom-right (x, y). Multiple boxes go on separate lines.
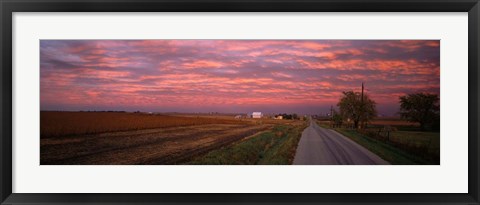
top-left (1, 0), bottom-right (479, 204)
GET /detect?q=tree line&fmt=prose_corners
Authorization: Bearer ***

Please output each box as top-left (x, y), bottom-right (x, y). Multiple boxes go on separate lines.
top-left (331, 84), bottom-right (440, 131)
top-left (276, 113), bottom-right (300, 120)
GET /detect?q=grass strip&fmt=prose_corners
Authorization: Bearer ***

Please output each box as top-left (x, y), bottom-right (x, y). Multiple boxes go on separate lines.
top-left (333, 128), bottom-right (436, 165)
top-left (185, 123), bottom-right (306, 165)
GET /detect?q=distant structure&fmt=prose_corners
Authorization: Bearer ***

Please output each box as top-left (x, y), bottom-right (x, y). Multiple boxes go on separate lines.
top-left (274, 115), bottom-right (283, 120)
top-left (234, 115), bottom-right (243, 119)
top-left (252, 112), bottom-right (263, 119)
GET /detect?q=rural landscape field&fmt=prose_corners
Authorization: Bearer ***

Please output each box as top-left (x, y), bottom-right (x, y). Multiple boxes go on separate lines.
top-left (41, 111), bottom-right (306, 164)
top-left (40, 40), bottom-right (440, 165)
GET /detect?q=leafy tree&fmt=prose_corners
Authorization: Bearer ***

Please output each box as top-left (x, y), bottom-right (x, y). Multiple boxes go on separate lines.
top-left (337, 91), bottom-right (377, 129)
top-left (399, 93), bottom-right (439, 131)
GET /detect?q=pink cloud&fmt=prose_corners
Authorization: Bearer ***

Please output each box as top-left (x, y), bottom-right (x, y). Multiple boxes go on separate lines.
top-left (182, 60), bottom-right (225, 69)
top-left (40, 40), bottom-right (440, 115)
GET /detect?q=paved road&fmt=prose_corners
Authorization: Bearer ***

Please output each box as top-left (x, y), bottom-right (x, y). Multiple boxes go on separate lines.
top-left (293, 118), bottom-right (389, 165)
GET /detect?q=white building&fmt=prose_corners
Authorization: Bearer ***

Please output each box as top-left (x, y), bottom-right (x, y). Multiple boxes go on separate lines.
top-left (252, 112), bottom-right (263, 119)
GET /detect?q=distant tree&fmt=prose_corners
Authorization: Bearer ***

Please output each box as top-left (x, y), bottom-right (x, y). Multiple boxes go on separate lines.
top-left (281, 113), bottom-right (294, 120)
top-left (399, 93), bottom-right (439, 131)
top-left (292, 113), bottom-right (298, 120)
top-left (337, 91), bottom-right (377, 129)
top-left (331, 110), bottom-right (343, 128)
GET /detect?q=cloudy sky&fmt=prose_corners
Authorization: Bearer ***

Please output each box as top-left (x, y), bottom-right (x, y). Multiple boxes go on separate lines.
top-left (40, 40), bottom-right (439, 116)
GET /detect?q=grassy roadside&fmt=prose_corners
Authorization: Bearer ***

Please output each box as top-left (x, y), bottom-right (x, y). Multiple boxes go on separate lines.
top-left (332, 128), bottom-right (436, 165)
top-left (317, 121), bottom-right (331, 129)
top-left (185, 122), bottom-right (307, 165)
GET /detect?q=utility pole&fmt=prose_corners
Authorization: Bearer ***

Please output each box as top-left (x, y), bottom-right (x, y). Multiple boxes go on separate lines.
top-left (361, 82), bottom-right (364, 105)
top-left (360, 82), bottom-right (365, 129)
top-left (330, 105), bottom-right (333, 127)
top-left (330, 105), bottom-right (333, 118)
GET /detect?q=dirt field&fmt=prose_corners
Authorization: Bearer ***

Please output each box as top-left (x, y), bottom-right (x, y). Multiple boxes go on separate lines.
top-left (40, 111), bottom-right (297, 165)
top-left (41, 111), bottom-right (244, 138)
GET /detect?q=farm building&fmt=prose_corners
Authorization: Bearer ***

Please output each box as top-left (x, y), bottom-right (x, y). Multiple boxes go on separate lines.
top-left (275, 115), bottom-right (283, 120)
top-left (252, 112), bottom-right (263, 119)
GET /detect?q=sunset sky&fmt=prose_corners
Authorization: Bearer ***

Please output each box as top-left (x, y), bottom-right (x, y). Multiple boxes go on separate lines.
top-left (40, 40), bottom-right (440, 116)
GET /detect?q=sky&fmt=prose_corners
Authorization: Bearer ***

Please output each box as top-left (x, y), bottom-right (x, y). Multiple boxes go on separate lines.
top-left (40, 40), bottom-right (440, 116)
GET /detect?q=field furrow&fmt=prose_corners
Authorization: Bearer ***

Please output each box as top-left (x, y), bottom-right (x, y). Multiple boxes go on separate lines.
top-left (41, 123), bottom-right (271, 165)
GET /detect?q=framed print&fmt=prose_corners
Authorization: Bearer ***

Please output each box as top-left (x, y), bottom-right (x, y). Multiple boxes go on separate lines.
top-left (1, 0), bottom-right (479, 204)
